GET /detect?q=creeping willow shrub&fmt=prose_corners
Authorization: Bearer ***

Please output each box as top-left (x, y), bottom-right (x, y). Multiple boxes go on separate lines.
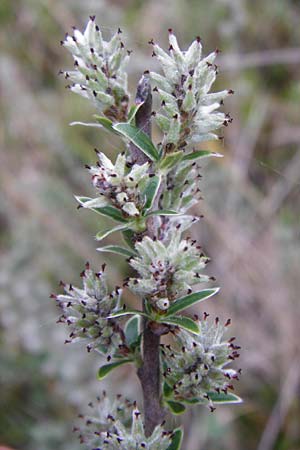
top-left (53, 16), bottom-right (242, 449)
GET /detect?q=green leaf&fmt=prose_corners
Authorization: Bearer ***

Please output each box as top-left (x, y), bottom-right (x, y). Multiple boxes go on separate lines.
top-left (184, 392), bottom-right (242, 405)
top-left (113, 122), bottom-right (160, 161)
top-left (159, 151), bottom-right (183, 171)
top-left (98, 359), bottom-right (133, 380)
top-left (122, 229), bottom-right (136, 250)
top-left (181, 397), bottom-right (200, 405)
top-left (142, 175), bottom-right (161, 211)
top-left (166, 401), bottom-right (186, 415)
top-left (97, 245), bottom-right (136, 257)
top-left (182, 150), bottom-right (223, 161)
top-left (124, 315), bottom-right (141, 346)
top-left (76, 196), bottom-right (128, 223)
top-left (206, 392), bottom-right (243, 404)
top-left (107, 309), bottom-right (148, 319)
top-left (165, 288), bottom-right (220, 317)
top-left (128, 103), bottom-right (144, 123)
top-left (96, 344), bottom-right (109, 355)
top-left (94, 115), bottom-right (115, 132)
top-left (160, 315), bottom-right (200, 335)
top-left (146, 209), bottom-right (181, 217)
top-left (167, 428), bottom-right (184, 450)
top-left (163, 382), bottom-right (173, 399)
top-left (96, 206), bottom-right (128, 223)
top-left (96, 224), bottom-right (130, 241)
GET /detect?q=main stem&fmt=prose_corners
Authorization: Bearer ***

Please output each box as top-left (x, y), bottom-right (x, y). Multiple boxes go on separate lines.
top-left (131, 73), bottom-right (165, 436)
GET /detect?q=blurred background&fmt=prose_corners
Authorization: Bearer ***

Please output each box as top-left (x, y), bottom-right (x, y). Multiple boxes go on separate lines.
top-left (0, 0), bottom-right (300, 449)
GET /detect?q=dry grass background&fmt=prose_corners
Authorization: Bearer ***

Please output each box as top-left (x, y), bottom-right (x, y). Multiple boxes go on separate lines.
top-left (0, 1), bottom-right (300, 449)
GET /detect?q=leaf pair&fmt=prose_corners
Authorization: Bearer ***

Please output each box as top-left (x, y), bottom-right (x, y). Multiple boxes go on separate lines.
top-left (98, 288), bottom-right (220, 381)
top-left (114, 121), bottom-right (223, 169)
top-left (109, 287), bottom-right (220, 335)
top-left (76, 183), bottom-right (180, 246)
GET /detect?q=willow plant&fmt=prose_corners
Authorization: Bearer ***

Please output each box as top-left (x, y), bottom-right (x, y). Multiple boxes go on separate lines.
top-left (53, 16), bottom-right (242, 449)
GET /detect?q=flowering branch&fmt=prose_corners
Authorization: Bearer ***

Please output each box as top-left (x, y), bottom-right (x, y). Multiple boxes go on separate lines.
top-left (54, 16), bottom-right (242, 449)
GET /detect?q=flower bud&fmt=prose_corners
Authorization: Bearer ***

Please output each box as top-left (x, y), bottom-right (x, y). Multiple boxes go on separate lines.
top-left (162, 318), bottom-right (240, 408)
top-left (74, 395), bottom-right (172, 449)
top-left (151, 32), bottom-right (230, 152)
top-left (55, 267), bottom-right (122, 354)
top-left (61, 18), bottom-right (130, 121)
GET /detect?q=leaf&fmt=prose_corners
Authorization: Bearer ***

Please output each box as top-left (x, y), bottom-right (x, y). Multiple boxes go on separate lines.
top-left (98, 359), bottom-right (133, 380)
top-left (182, 150), bottom-right (223, 161)
top-left (96, 224), bottom-right (130, 241)
top-left (181, 397), bottom-right (200, 405)
top-left (166, 401), bottom-right (186, 415)
top-left (128, 102), bottom-right (144, 123)
top-left (96, 344), bottom-right (109, 355)
top-left (75, 196), bottom-right (128, 223)
top-left (122, 229), bottom-right (136, 250)
top-left (146, 209), bottom-right (181, 217)
top-left (113, 122), bottom-right (160, 161)
top-left (159, 151), bottom-right (183, 171)
top-left (79, 196), bottom-right (108, 208)
top-left (96, 206), bottom-right (129, 223)
top-left (142, 175), bottom-right (161, 211)
top-left (165, 288), bottom-right (220, 317)
top-left (206, 392), bottom-right (243, 404)
top-left (94, 115), bottom-right (115, 133)
top-left (184, 392), bottom-right (243, 405)
top-left (163, 382), bottom-right (173, 399)
top-left (167, 428), bottom-right (184, 450)
top-left (97, 245), bottom-right (136, 257)
top-left (124, 315), bottom-right (141, 346)
top-left (160, 315), bottom-right (200, 335)
top-left (69, 121), bottom-right (103, 129)
top-left (107, 309), bottom-right (148, 319)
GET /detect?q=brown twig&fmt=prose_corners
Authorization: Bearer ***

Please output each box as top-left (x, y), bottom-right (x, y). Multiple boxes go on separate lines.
top-left (131, 73), bottom-right (165, 436)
